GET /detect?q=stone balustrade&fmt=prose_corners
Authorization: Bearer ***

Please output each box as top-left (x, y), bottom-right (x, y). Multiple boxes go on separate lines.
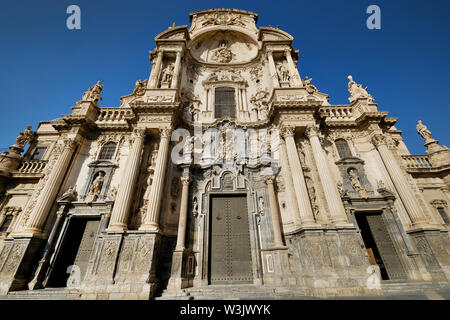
top-left (319, 106), bottom-right (353, 120)
top-left (96, 108), bottom-right (134, 129)
top-left (16, 160), bottom-right (47, 174)
top-left (402, 155), bottom-right (432, 169)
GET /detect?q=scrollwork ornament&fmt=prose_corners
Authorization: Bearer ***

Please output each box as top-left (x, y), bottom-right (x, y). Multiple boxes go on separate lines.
top-left (305, 125), bottom-right (320, 139)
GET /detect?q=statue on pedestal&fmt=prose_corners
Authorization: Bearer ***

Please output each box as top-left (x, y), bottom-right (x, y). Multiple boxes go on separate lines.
top-left (82, 81), bottom-right (103, 103)
top-left (15, 126), bottom-right (34, 149)
top-left (347, 75), bottom-right (373, 103)
top-left (416, 120), bottom-right (435, 145)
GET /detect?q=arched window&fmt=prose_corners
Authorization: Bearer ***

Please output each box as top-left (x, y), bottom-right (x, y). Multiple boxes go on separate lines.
top-left (335, 139), bottom-right (352, 159)
top-left (99, 142), bottom-right (117, 160)
top-left (215, 87), bottom-right (236, 119)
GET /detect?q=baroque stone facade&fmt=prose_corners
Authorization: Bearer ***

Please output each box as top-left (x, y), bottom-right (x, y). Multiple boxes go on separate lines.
top-left (0, 8), bottom-right (449, 299)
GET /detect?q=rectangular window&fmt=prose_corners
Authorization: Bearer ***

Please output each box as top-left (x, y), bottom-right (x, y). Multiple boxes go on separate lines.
top-left (30, 147), bottom-right (47, 160)
top-left (215, 87), bottom-right (236, 119)
top-left (437, 207), bottom-right (449, 224)
top-left (0, 215), bottom-right (13, 233)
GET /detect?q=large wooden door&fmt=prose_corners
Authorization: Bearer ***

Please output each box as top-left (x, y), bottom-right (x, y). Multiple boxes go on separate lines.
top-left (73, 219), bottom-right (100, 280)
top-left (210, 195), bottom-right (253, 284)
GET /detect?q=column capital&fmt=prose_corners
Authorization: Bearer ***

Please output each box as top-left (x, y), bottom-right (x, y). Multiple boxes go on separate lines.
top-left (160, 128), bottom-right (172, 139)
top-left (62, 139), bottom-right (79, 151)
top-left (264, 175), bottom-right (275, 185)
top-left (371, 133), bottom-right (387, 148)
top-left (305, 125), bottom-right (320, 139)
top-left (281, 125), bottom-right (295, 138)
top-left (132, 128), bottom-right (146, 139)
top-left (180, 175), bottom-right (191, 185)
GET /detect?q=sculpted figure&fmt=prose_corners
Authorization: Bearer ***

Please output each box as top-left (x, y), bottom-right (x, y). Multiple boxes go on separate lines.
top-left (348, 168), bottom-right (368, 198)
top-left (108, 186), bottom-right (118, 201)
top-left (82, 81), bottom-right (103, 102)
top-left (132, 79), bottom-right (147, 95)
top-left (347, 76), bottom-right (373, 103)
top-left (15, 126), bottom-right (34, 148)
top-left (86, 172), bottom-right (105, 203)
top-left (250, 90), bottom-right (270, 120)
top-left (192, 197), bottom-right (199, 216)
top-left (416, 120), bottom-right (434, 144)
top-left (211, 41), bottom-right (233, 63)
top-left (161, 64), bottom-right (174, 83)
top-left (276, 62), bottom-right (290, 82)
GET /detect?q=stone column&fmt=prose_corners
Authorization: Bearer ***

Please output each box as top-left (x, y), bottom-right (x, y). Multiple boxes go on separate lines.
top-left (285, 49), bottom-right (301, 87)
top-left (175, 173), bottom-right (190, 251)
top-left (306, 125), bottom-right (349, 225)
top-left (28, 207), bottom-right (67, 289)
top-left (279, 139), bottom-right (301, 226)
top-left (23, 139), bottom-right (78, 235)
top-left (149, 50), bottom-right (163, 88)
top-left (171, 51), bottom-right (182, 89)
top-left (372, 134), bottom-right (429, 227)
top-left (283, 126), bottom-right (316, 226)
top-left (265, 176), bottom-right (284, 247)
top-left (140, 128), bottom-right (172, 232)
top-left (266, 50), bottom-right (280, 88)
top-left (107, 129), bottom-right (145, 233)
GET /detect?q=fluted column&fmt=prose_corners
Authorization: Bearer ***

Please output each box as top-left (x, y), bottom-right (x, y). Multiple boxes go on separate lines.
top-left (266, 50), bottom-right (279, 88)
top-left (372, 134), bottom-right (428, 227)
top-left (149, 50), bottom-right (163, 88)
top-left (285, 49), bottom-right (301, 87)
top-left (171, 51), bottom-right (182, 89)
top-left (279, 139), bottom-right (301, 226)
top-left (265, 176), bottom-right (284, 247)
top-left (283, 126), bottom-right (316, 226)
top-left (175, 173), bottom-right (190, 251)
top-left (306, 125), bottom-right (349, 225)
top-left (107, 129), bottom-right (145, 232)
top-left (140, 128), bottom-right (172, 232)
top-left (23, 139), bottom-right (78, 235)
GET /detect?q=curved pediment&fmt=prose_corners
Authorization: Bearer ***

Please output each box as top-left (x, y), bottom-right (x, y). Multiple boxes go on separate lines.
top-left (155, 26), bottom-right (190, 41)
top-left (258, 27), bottom-right (294, 42)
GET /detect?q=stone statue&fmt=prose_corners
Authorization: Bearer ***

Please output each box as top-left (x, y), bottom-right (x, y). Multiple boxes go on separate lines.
top-left (150, 148), bottom-right (158, 167)
top-left (86, 172), bottom-right (105, 203)
top-left (416, 120), bottom-right (434, 144)
top-left (258, 196), bottom-right (265, 214)
top-left (82, 81), bottom-right (103, 102)
top-left (15, 126), bottom-right (34, 148)
top-left (250, 90), bottom-right (270, 120)
top-left (303, 76), bottom-right (318, 93)
top-left (161, 64), bottom-right (174, 83)
top-left (132, 79), bottom-right (147, 96)
top-left (192, 197), bottom-right (199, 217)
top-left (211, 40), bottom-right (233, 63)
top-left (377, 180), bottom-right (386, 190)
top-left (276, 62), bottom-right (290, 82)
top-left (348, 168), bottom-right (368, 199)
top-left (347, 76), bottom-right (373, 103)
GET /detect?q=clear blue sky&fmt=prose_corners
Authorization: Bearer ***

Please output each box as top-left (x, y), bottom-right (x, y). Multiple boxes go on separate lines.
top-left (0, 0), bottom-right (449, 155)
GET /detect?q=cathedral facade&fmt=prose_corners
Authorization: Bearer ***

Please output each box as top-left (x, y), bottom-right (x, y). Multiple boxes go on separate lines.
top-left (0, 9), bottom-right (449, 299)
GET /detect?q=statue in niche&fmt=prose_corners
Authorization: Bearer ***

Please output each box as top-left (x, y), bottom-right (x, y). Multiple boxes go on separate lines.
top-left (276, 62), bottom-right (290, 82)
top-left (348, 168), bottom-right (368, 199)
top-left (192, 197), bottom-right (199, 217)
top-left (161, 64), bottom-right (174, 84)
top-left (258, 196), bottom-right (265, 215)
top-left (86, 172), bottom-right (105, 203)
top-left (132, 79), bottom-right (147, 96)
top-left (416, 120), bottom-right (434, 144)
top-left (150, 147), bottom-right (158, 167)
top-left (82, 81), bottom-right (103, 102)
top-left (15, 126), bottom-right (34, 148)
top-left (211, 40), bottom-right (233, 63)
top-left (347, 75), bottom-right (373, 103)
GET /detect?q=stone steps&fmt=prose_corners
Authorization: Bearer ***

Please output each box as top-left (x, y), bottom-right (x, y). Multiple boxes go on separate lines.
top-left (0, 288), bottom-right (81, 300)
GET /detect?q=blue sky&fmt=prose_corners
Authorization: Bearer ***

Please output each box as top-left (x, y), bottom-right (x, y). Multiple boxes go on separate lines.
top-left (0, 0), bottom-right (449, 154)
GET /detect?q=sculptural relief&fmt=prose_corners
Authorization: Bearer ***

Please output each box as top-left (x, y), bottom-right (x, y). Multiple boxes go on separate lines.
top-left (15, 126), bottom-right (34, 149)
top-left (132, 79), bottom-right (147, 96)
top-left (211, 40), bottom-right (233, 63)
top-left (81, 81), bottom-right (103, 103)
top-left (85, 172), bottom-right (105, 203)
top-left (347, 75), bottom-right (373, 103)
top-left (348, 168), bottom-right (368, 199)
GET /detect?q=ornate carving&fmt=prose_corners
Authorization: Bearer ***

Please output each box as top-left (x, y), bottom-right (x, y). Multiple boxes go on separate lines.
top-left (305, 125), bottom-right (320, 139)
top-left (161, 63), bottom-right (174, 84)
top-left (85, 172), bottom-right (105, 203)
top-left (132, 128), bottom-right (146, 139)
top-left (81, 81), bottom-right (103, 103)
top-left (348, 168), bottom-right (368, 199)
top-left (276, 62), bottom-right (290, 83)
top-left (250, 90), bottom-right (270, 120)
top-left (430, 199), bottom-right (448, 208)
top-left (416, 120), bottom-right (436, 145)
top-left (281, 126), bottom-right (295, 138)
top-left (97, 240), bottom-right (119, 274)
top-left (132, 79), bottom-right (147, 96)
top-left (303, 76), bottom-right (318, 94)
top-left (201, 12), bottom-right (246, 27)
top-left (15, 126), bottom-right (34, 148)
top-left (347, 75), bottom-right (374, 103)
top-left (211, 40), bottom-right (233, 63)
top-left (160, 128), bottom-right (172, 139)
